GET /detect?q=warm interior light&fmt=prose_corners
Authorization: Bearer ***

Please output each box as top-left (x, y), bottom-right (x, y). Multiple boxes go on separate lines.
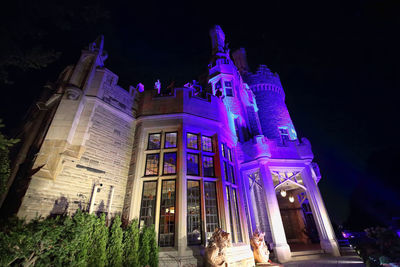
top-left (280, 190), bottom-right (287, 197)
top-left (289, 195), bottom-right (295, 203)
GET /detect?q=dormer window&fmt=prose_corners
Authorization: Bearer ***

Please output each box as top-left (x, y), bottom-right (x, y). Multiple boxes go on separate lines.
top-left (279, 127), bottom-right (290, 143)
top-left (224, 81), bottom-right (233, 96)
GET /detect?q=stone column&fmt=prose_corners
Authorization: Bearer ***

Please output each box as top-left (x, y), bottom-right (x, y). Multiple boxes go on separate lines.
top-left (301, 164), bottom-right (340, 256)
top-left (258, 161), bottom-right (291, 262)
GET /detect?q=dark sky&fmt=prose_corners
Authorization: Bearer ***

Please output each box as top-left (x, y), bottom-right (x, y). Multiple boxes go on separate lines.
top-left (1, 0), bottom-right (399, 228)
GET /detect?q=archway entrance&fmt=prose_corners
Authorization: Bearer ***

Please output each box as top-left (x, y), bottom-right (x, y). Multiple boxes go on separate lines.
top-left (271, 171), bottom-right (320, 252)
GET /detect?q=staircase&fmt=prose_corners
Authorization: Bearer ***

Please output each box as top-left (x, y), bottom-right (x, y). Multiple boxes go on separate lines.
top-left (291, 249), bottom-right (327, 261)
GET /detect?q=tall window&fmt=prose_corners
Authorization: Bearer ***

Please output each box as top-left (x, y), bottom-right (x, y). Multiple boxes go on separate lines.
top-left (187, 153), bottom-right (199, 175)
top-left (163, 152), bottom-right (177, 175)
top-left (232, 189), bottom-right (243, 242)
top-left (145, 154), bottom-right (159, 176)
top-left (139, 181), bottom-right (157, 228)
top-left (148, 133), bottom-right (161, 150)
top-left (204, 181), bottom-right (219, 241)
top-left (159, 180), bottom-right (176, 247)
top-left (142, 131), bottom-right (178, 247)
top-left (226, 186), bottom-right (236, 243)
top-left (222, 143), bottom-right (242, 243)
top-left (279, 127), bottom-right (290, 143)
top-left (187, 180), bottom-right (202, 245)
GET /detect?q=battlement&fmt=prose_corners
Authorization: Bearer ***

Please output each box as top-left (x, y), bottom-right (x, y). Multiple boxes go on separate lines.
top-left (245, 65), bottom-right (285, 99)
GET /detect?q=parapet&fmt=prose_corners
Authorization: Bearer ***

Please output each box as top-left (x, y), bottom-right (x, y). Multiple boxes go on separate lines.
top-left (245, 65), bottom-right (285, 99)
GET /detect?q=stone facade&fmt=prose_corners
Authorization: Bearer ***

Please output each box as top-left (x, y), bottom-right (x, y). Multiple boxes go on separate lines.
top-left (7, 26), bottom-right (340, 265)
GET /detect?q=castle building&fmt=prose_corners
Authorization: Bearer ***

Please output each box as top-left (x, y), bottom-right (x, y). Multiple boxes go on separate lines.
top-left (5, 26), bottom-right (340, 265)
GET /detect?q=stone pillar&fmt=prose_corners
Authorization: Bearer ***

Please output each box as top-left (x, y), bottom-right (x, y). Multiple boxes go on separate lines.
top-left (301, 164), bottom-right (340, 256)
top-left (258, 161), bottom-right (291, 262)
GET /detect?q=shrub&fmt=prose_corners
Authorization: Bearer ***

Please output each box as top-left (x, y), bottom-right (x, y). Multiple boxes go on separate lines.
top-left (139, 225), bottom-right (151, 267)
top-left (107, 215), bottom-right (123, 267)
top-left (123, 219), bottom-right (140, 267)
top-left (88, 214), bottom-right (108, 267)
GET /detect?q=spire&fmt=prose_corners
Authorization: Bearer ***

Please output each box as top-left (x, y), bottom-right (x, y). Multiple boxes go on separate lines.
top-left (209, 25), bottom-right (230, 61)
top-left (87, 35), bottom-right (108, 67)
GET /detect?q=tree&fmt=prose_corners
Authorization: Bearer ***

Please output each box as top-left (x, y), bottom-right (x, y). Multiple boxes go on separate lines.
top-left (88, 214), bottom-right (107, 267)
top-left (123, 219), bottom-right (140, 267)
top-left (148, 225), bottom-right (159, 267)
top-left (108, 215), bottom-right (123, 267)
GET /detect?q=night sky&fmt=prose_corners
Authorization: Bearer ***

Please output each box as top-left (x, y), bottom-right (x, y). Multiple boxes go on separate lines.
top-left (1, 0), bottom-right (399, 229)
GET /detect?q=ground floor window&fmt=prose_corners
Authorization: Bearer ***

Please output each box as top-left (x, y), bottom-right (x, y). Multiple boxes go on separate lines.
top-left (204, 181), bottom-right (219, 241)
top-left (159, 180), bottom-right (176, 247)
top-left (187, 180), bottom-right (202, 245)
top-left (139, 181), bottom-right (157, 228)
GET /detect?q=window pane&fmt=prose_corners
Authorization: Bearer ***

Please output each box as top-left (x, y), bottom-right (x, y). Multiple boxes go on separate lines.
top-left (163, 152), bottom-right (177, 175)
top-left (232, 189), bottom-right (243, 242)
top-left (139, 181), bottom-right (157, 228)
top-left (165, 132), bottom-right (177, 148)
top-left (229, 165), bottom-right (235, 184)
top-left (221, 143), bottom-right (226, 158)
top-left (225, 88), bottom-right (233, 97)
top-left (187, 133), bottom-right (198, 149)
top-left (159, 180), bottom-right (176, 247)
top-left (226, 186), bottom-right (235, 243)
top-left (227, 148), bottom-right (232, 161)
top-left (187, 153), bottom-right (199, 176)
top-left (224, 81), bottom-right (232, 87)
top-left (187, 180), bottom-right (202, 245)
top-left (148, 133), bottom-right (161, 150)
top-left (223, 161), bottom-right (229, 181)
top-left (205, 182), bottom-right (219, 242)
top-left (202, 136), bottom-right (213, 152)
top-left (145, 154), bottom-right (159, 176)
top-left (203, 156), bottom-right (214, 177)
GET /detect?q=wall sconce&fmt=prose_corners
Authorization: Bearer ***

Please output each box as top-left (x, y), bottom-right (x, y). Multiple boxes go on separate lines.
top-left (280, 190), bottom-right (287, 197)
top-left (289, 195), bottom-right (295, 203)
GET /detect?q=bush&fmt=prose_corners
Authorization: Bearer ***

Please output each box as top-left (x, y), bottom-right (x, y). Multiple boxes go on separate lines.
top-left (123, 219), bottom-right (139, 267)
top-left (107, 215), bottom-right (123, 267)
top-left (0, 212), bottom-right (158, 267)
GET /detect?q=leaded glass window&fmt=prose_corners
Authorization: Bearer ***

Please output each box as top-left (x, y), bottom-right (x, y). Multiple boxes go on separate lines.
top-left (226, 186), bottom-right (235, 243)
top-left (187, 180), bottom-right (202, 245)
top-left (227, 148), bottom-right (232, 161)
top-left (229, 165), bottom-right (235, 184)
top-left (187, 133), bottom-right (199, 150)
top-left (165, 132), bottom-right (177, 148)
top-left (159, 180), bottom-right (176, 247)
top-left (145, 154), bottom-right (159, 176)
top-left (202, 136), bottom-right (213, 152)
top-left (163, 152), bottom-right (177, 175)
top-left (148, 133), bottom-right (161, 150)
top-left (224, 161), bottom-right (229, 181)
top-left (139, 181), bottom-right (157, 228)
top-left (232, 189), bottom-right (242, 242)
top-left (221, 143), bottom-right (226, 158)
top-left (205, 181), bottom-right (219, 242)
top-left (203, 156), bottom-right (214, 177)
top-left (187, 153), bottom-right (199, 176)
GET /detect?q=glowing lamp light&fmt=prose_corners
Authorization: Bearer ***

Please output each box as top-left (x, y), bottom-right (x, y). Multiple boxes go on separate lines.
top-left (288, 195), bottom-right (295, 203)
top-left (280, 190), bottom-right (287, 197)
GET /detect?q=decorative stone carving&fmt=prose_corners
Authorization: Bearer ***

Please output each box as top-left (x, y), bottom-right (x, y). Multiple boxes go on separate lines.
top-left (205, 228), bottom-right (232, 267)
top-left (250, 230), bottom-right (270, 264)
top-left (65, 86), bottom-right (82, 100)
top-left (154, 79), bottom-right (161, 94)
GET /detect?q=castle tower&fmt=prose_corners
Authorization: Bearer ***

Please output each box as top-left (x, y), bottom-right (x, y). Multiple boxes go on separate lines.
top-left (233, 49), bottom-right (297, 143)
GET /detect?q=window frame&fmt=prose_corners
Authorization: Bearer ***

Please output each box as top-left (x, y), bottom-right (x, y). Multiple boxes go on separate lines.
top-left (187, 152), bottom-right (200, 176)
top-left (144, 153), bottom-right (160, 176)
top-left (164, 131), bottom-right (178, 149)
top-left (162, 152), bottom-right (177, 175)
top-left (202, 155), bottom-right (215, 178)
top-left (201, 135), bottom-right (213, 152)
top-left (187, 132), bottom-right (199, 150)
top-left (147, 132), bottom-right (162, 150)
top-left (158, 179), bottom-right (177, 247)
top-left (139, 180), bottom-right (158, 228)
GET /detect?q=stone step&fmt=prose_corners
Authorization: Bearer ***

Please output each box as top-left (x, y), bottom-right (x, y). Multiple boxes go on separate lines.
top-left (291, 249), bottom-right (325, 256)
